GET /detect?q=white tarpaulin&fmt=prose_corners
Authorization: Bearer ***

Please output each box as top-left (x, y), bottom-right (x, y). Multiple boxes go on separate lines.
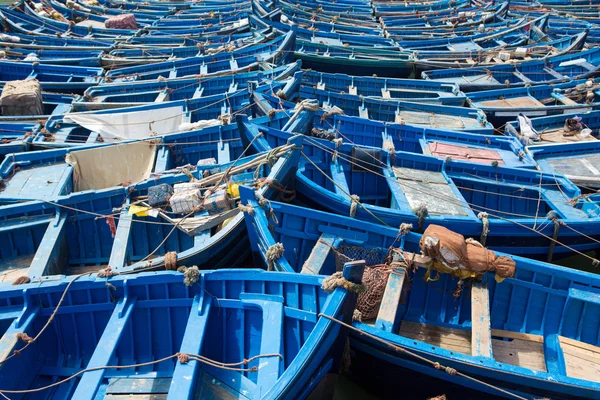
top-left (66, 140), bottom-right (159, 191)
top-left (63, 105), bottom-right (185, 141)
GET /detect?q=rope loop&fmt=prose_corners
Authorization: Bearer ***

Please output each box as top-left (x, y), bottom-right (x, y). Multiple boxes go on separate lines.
top-left (477, 212), bottom-right (490, 246)
top-left (350, 194), bottom-right (360, 218)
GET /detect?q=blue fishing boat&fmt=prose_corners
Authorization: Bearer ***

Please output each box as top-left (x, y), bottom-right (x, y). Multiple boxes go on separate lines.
top-left (302, 69), bottom-right (467, 106)
top-left (505, 109), bottom-right (600, 146)
top-left (411, 31), bottom-right (588, 74)
top-left (467, 78), bottom-right (600, 126)
top-left (0, 121), bottom-right (39, 160)
top-left (271, 88), bottom-right (492, 132)
top-left (102, 28), bottom-right (295, 82)
top-left (238, 127), bottom-right (600, 259)
top-left (0, 60), bottom-right (103, 94)
top-left (33, 74), bottom-right (299, 147)
top-left (0, 134), bottom-right (300, 280)
top-left (422, 47), bottom-right (600, 92)
top-left (75, 63), bottom-right (301, 111)
top-left (237, 112), bottom-right (535, 168)
top-left (239, 189), bottom-right (600, 399)
top-left (0, 264), bottom-right (362, 399)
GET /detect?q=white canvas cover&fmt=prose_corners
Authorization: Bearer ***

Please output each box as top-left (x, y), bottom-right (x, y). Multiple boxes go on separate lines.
top-left (65, 140), bottom-right (159, 192)
top-left (63, 106), bottom-right (185, 141)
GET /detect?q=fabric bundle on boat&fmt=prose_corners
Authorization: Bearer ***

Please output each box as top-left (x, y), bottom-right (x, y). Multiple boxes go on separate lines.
top-left (419, 225), bottom-right (516, 281)
top-left (105, 14), bottom-right (137, 30)
top-left (65, 140), bottom-right (158, 191)
top-left (0, 79), bottom-right (43, 116)
top-left (63, 106), bottom-right (185, 141)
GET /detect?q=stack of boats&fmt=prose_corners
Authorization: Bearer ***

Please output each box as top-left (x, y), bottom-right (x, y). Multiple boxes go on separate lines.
top-left (0, 0), bottom-right (600, 398)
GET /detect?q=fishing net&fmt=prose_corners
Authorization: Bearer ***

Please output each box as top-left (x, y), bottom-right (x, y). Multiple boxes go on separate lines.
top-left (334, 246), bottom-right (395, 320)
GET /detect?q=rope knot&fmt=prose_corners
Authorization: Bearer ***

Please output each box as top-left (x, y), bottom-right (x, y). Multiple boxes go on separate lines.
top-left (177, 353), bottom-right (190, 364)
top-left (266, 243), bottom-right (284, 271)
top-left (98, 266), bottom-right (118, 278)
top-left (399, 223), bottom-right (413, 235)
top-left (352, 309), bottom-right (363, 322)
top-left (433, 362), bottom-right (442, 370)
top-left (477, 212), bottom-right (490, 246)
top-left (413, 204), bottom-right (428, 231)
top-left (179, 266), bottom-right (200, 286)
top-left (16, 333), bottom-right (33, 344)
top-left (238, 202), bottom-right (254, 215)
top-left (321, 272), bottom-right (365, 294)
top-left (165, 252), bottom-right (178, 271)
top-left (350, 194), bottom-right (360, 218)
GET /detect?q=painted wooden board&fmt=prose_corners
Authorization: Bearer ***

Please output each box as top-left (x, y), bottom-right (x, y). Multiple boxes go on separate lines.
top-left (375, 269), bottom-right (405, 332)
top-left (471, 281), bottom-right (493, 358)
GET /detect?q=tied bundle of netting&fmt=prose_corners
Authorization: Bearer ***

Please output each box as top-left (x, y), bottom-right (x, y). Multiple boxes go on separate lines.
top-left (356, 264), bottom-right (395, 320)
top-left (333, 246), bottom-right (393, 321)
top-left (333, 246), bottom-right (389, 271)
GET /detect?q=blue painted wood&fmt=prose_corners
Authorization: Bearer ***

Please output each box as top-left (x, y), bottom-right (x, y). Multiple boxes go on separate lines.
top-left (167, 293), bottom-right (213, 399)
top-left (240, 293), bottom-right (284, 395)
top-left (240, 192), bottom-right (600, 398)
top-left (71, 293), bottom-right (137, 399)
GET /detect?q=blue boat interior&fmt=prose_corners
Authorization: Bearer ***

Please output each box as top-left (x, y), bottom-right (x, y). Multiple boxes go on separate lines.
top-left (0, 269), bottom-right (351, 399)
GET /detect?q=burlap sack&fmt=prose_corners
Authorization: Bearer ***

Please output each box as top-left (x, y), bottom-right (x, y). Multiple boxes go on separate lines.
top-left (0, 79), bottom-right (43, 116)
top-left (420, 225), bottom-right (467, 268)
top-left (491, 256), bottom-right (516, 279)
top-left (465, 240), bottom-right (495, 273)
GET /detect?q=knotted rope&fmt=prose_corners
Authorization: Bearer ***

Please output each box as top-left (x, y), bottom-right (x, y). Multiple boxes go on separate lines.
top-left (399, 223), bottom-right (413, 235)
top-left (265, 243), bottom-right (284, 271)
top-left (237, 202), bottom-right (254, 215)
top-left (178, 266), bottom-right (200, 286)
top-left (350, 194), bottom-right (360, 218)
top-left (165, 251), bottom-right (178, 271)
top-left (321, 271), bottom-right (365, 294)
top-left (413, 204), bottom-right (428, 232)
top-left (547, 210), bottom-right (560, 263)
top-left (477, 212), bottom-right (490, 246)
top-left (97, 266), bottom-right (118, 278)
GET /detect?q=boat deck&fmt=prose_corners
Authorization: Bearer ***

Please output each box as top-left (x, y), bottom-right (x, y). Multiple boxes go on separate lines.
top-left (476, 95), bottom-right (545, 109)
top-left (0, 163), bottom-right (71, 200)
top-left (391, 167), bottom-right (470, 216)
top-left (537, 126), bottom-right (600, 144)
top-left (546, 154), bottom-right (600, 181)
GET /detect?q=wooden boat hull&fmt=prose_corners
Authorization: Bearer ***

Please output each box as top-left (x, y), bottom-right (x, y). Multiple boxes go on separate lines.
top-left (0, 266), bottom-right (362, 399)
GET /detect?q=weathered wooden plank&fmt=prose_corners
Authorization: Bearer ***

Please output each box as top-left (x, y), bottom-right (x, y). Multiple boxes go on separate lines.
top-left (471, 281), bottom-right (493, 358)
top-left (109, 208), bottom-right (133, 271)
top-left (375, 269), bottom-right (405, 332)
top-left (167, 295), bottom-right (212, 400)
top-left (300, 233), bottom-right (339, 275)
